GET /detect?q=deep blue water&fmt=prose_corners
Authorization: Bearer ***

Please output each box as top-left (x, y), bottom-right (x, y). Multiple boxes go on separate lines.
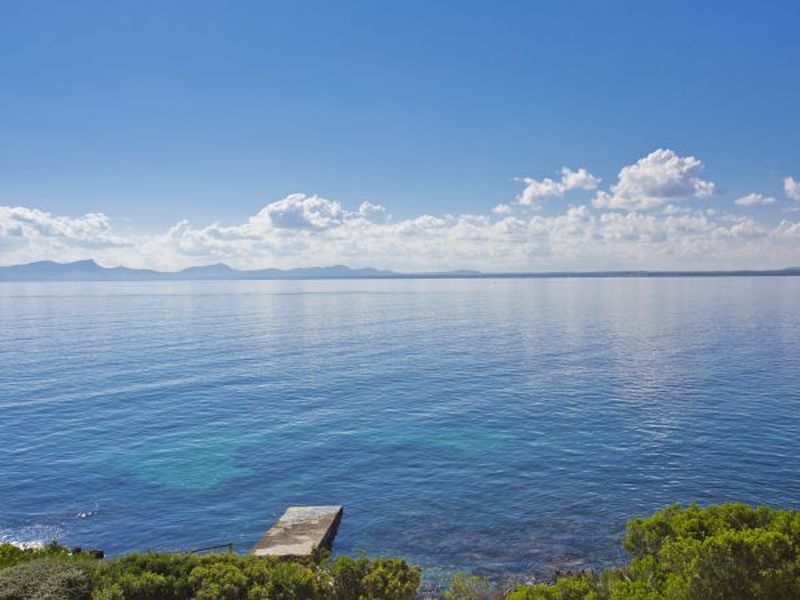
top-left (1, 278), bottom-right (799, 578)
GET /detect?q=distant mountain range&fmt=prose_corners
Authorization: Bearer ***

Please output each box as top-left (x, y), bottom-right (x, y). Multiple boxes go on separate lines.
top-left (0, 259), bottom-right (481, 281)
top-left (0, 260), bottom-right (799, 281)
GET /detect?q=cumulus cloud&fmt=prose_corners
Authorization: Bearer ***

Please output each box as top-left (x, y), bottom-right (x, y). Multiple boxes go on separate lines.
top-left (0, 206), bottom-right (133, 264)
top-left (2, 153), bottom-right (799, 271)
top-left (517, 167), bottom-right (600, 206)
top-left (785, 176), bottom-right (800, 201)
top-left (357, 201), bottom-right (388, 221)
top-left (246, 194), bottom-right (390, 231)
top-left (257, 193), bottom-right (345, 230)
top-left (2, 193), bottom-right (799, 272)
top-left (593, 149), bottom-right (716, 211)
top-left (735, 193), bottom-right (776, 206)
top-left (0, 206), bottom-right (127, 246)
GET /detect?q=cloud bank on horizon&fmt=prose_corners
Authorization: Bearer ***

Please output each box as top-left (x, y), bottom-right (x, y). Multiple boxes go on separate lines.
top-left (2, 149), bottom-right (799, 272)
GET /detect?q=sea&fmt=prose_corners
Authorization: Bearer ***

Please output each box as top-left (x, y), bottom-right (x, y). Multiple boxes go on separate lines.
top-left (1, 277), bottom-right (798, 580)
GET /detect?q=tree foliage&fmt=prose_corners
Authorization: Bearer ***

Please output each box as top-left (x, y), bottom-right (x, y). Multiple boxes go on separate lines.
top-left (0, 545), bottom-right (420, 600)
top-left (443, 572), bottom-right (496, 600)
top-left (2, 504), bottom-right (800, 599)
top-left (508, 503), bottom-right (800, 600)
top-left (0, 557), bottom-right (96, 600)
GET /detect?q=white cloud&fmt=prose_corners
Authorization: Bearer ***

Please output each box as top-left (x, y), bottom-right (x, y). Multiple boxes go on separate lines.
top-left (785, 176), bottom-right (800, 201)
top-left (735, 193), bottom-right (776, 206)
top-left (257, 193), bottom-right (345, 230)
top-left (593, 149), bottom-right (716, 211)
top-left (517, 167), bottom-right (600, 206)
top-left (357, 201), bottom-right (388, 221)
top-left (2, 153), bottom-right (798, 271)
top-left (2, 192), bottom-right (799, 272)
top-left (0, 206), bottom-right (132, 262)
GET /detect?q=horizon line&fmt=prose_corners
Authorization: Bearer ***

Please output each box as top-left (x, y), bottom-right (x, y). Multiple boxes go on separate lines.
top-left (1, 258), bottom-right (799, 281)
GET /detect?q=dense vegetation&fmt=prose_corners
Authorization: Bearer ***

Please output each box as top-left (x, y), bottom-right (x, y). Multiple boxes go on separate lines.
top-left (0, 546), bottom-right (419, 600)
top-left (508, 503), bottom-right (800, 600)
top-left (2, 503), bottom-right (799, 599)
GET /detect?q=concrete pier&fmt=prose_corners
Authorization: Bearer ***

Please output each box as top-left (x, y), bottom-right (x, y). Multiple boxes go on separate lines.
top-left (251, 506), bottom-right (343, 558)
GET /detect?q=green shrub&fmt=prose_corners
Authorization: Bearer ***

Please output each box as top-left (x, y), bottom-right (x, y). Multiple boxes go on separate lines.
top-left (506, 573), bottom-right (605, 600)
top-left (243, 559), bottom-right (318, 599)
top-left (622, 503), bottom-right (800, 600)
top-left (444, 572), bottom-right (494, 600)
top-left (189, 559), bottom-right (248, 600)
top-left (358, 558), bottom-right (419, 600)
top-left (321, 554), bottom-right (419, 600)
top-left (0, 557), bottom-right (95, 600)
top-left (0, 541), bottom-right (70, 570)
top-left (5, 503), bottom-right (797, 600)
top-left (510, 503), bottom-right (800, 600)
top-left (91, 552), bottom-right (199, 600)
top-left (88, 550), bottom-right (418, 600)
top-left (325, 555), bottom-right (372, 600)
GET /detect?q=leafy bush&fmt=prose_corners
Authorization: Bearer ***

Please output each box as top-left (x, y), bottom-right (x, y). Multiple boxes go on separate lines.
top-left (444, 572), bottom-right (495, 600)
top-left (357, 558), bottom-right (420, 600)
top-left (242, 559), bottom-right (318, 599)
top-left (91, 552), bottom-right (200, 600)
top-left (509, 503), bottom-right (800, 600)
top-left (0, 540), bottom-right (70, 570)
top-left (324, 554), bottom-right (420, 600)
top-left (506, 573), bottom-right (612, 600)
top-left (0, 542), bottom-right (419, 600)
top-left (4, 503), bottom-right (798, 599)
top-left (325, 554), bottom-right (372, 599)
top-left (189, 559), bottom-right (249, 600)
top-left (89, 550), bottom-right (418, 600)
top-left (0, 557), bottom-right (95, 600)
top-left (622, 503), bottom-right (800, 600)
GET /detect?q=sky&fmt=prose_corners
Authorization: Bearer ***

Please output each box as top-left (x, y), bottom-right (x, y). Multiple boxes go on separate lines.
top-left (1, 0), bottom-right (799, 272)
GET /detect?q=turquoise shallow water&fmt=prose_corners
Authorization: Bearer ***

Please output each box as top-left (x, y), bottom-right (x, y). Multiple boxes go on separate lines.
top-left (1, 278), bottom-right (799, 577)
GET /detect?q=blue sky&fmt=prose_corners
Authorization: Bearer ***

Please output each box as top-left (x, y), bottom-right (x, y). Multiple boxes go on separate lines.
top-left (1, 1), bottom-right (799, 271)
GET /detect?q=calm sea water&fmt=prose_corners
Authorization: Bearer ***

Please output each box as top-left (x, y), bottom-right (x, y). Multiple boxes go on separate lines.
top-left (1, 278), bottom-right (799, 578)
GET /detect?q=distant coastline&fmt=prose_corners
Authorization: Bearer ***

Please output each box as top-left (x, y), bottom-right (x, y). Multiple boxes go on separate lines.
top-left (1, 259), bottom-right (799, 282)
